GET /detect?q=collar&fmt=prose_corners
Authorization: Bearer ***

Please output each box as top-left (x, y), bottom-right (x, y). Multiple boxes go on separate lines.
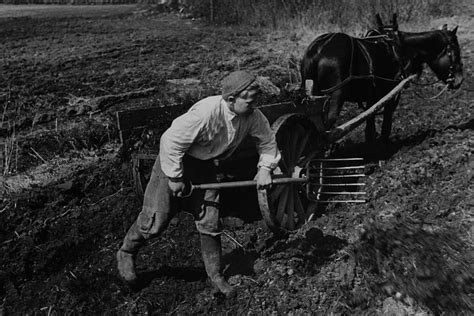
top-left (221, 97), bottom-right (238, 121)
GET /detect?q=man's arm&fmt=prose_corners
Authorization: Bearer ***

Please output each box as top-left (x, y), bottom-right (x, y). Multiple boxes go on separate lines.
top-left (249, 110), bottom-right (281, 189)
top-left (160, 110), bottom-right (203, 194)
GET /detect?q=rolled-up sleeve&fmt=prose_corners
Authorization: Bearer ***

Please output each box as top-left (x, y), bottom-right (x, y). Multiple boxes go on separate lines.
top-left (250, 110), bottom-right (281, 170)
top-left (160, 110), bottom-right (204, 178)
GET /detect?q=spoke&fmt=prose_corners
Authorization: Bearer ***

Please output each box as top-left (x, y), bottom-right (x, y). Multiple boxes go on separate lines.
top-left (298, 149), bottom-right (319, 167)
top-left (287, 185), bottom-right (295, 230)
top-left (306, 202), bottom-right (318, 218)
top-left (278, 157), bottom-right (290, 175)
top-left (288, 124), bottom-right (303, 166)
top-left (269, 184), bottom-right (286, 200)
top-left (294, 189), bottom-right (306, 224)
top-left (281, 213), bottom-right (287, 227)
top-left (283, 131), bottom-right (294, 169)
top-left (294, 132), bottom-right (311, 164)
top-left (276, 187), bottom-right (290, 223)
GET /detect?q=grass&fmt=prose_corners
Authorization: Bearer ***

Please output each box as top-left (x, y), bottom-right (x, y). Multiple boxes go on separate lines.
top-left (189, 0), bottom-right (456, 33)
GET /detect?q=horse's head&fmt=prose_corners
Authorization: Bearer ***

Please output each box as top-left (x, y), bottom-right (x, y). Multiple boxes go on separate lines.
top-left (373, 14), bottom-right (464, 89)
top-left (428, 25), bottom-right (463, 89)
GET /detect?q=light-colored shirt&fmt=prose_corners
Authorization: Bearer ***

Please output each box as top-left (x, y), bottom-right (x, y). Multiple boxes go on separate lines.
top-left (160, 95), bottom-right (281, 178)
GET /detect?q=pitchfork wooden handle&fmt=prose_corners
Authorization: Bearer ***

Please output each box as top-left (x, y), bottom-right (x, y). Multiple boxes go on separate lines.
top-left (181, 177), bottom-right (308, 197)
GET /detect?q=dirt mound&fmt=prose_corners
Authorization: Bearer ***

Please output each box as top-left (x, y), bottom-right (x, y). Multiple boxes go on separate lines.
top-left (355, 217), bottom-right (473, 313)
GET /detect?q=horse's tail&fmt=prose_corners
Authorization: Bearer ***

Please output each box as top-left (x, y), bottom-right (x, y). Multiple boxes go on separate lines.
top-left (300, 55), bottom-right (319, 95)
top-left (300, 33), bottom-right (335, 94)
top-left (299, 56), bottom-right (311, 89)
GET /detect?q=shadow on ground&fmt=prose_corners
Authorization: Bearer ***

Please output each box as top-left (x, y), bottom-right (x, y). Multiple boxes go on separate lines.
top-left (331, 117), bottom-right (474, 162)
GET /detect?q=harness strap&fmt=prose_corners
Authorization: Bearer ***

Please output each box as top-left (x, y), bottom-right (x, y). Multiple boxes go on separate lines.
top-left (355, 39), bottom-right (375, 84)
top-left (319, 37), bottom-right (402, 95)
top-left (320, 76), bottom-right (353, 94)
top-left (349, 36), bottom-right (355, 76)
top-left (320, 75), bottom-right (401, 94)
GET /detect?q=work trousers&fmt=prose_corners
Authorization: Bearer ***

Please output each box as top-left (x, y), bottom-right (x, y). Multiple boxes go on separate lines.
top-left (136, 155), bottom-right (222, 238)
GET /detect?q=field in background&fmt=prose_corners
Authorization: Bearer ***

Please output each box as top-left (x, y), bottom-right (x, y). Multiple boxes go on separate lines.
top-left (0, 3), bottom-right (472, 315)
top-left (0, 0), bottom-right (458, 31)
top-left (0, 4), bottom-right (135, 17)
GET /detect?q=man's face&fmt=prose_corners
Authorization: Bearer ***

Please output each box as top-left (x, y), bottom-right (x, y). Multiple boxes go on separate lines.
top-left (230, 88), bottom-right (260, 116)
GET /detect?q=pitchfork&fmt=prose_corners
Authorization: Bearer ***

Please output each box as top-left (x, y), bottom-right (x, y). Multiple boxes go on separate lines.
top-left (181, 158), bottom-right (366, 204)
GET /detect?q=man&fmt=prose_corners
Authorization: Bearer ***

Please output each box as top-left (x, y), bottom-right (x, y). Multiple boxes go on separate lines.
top-left (117, 71), bottom-right (281, 297)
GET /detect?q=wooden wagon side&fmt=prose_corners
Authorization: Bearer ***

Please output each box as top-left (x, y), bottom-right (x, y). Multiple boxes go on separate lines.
top-left (115, 100), bottom-right (324, 195)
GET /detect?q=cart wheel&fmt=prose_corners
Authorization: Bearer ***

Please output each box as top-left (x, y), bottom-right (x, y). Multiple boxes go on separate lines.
top-left (258, 114), bottom-right (323, 233)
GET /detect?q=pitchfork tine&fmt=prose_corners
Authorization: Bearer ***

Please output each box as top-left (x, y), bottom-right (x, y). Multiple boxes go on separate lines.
top-left (306, 157), bottom-right (367, 204)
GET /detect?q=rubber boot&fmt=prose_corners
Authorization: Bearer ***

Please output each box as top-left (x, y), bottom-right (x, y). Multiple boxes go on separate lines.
top-left (200, 234), bottom-right (236, 298)
top-left (117, 221), bottom-right (145, 285)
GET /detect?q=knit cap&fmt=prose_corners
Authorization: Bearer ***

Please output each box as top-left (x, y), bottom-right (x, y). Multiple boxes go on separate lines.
top-left (222, 71), bottom-right (256, 99)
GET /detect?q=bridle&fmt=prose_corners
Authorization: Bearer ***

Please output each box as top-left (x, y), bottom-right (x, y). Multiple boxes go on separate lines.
top-left (413, 36), bottom-right (459, 99)
top-left (433, 39), bottom-right (457, 85)
top-left (377, 27), bottom-right (459, 86)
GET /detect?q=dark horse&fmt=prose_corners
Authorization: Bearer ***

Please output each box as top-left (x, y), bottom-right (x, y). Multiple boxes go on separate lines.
top-left (300, 14), bottom-right (464, 142)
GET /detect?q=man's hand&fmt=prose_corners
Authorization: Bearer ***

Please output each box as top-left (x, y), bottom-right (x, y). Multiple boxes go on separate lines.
top-left (254, 167), bottom-right (272, 190)
top-left (168, 180), bottom-right (186, 197)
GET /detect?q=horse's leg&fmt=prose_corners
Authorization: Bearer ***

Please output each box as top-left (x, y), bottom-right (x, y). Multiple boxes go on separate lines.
top-left (365, 115), bottom-right (376, 143)
top-left (309, 98), bottom-right (327, 133)
top-left (381, 93), bottom-right (401, 142)
top-left (326, 90), bottom-right (344, 130)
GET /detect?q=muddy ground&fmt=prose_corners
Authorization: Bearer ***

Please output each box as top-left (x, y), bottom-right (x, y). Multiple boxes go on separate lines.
top-left (0, 4), bottom-right (473, 315)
